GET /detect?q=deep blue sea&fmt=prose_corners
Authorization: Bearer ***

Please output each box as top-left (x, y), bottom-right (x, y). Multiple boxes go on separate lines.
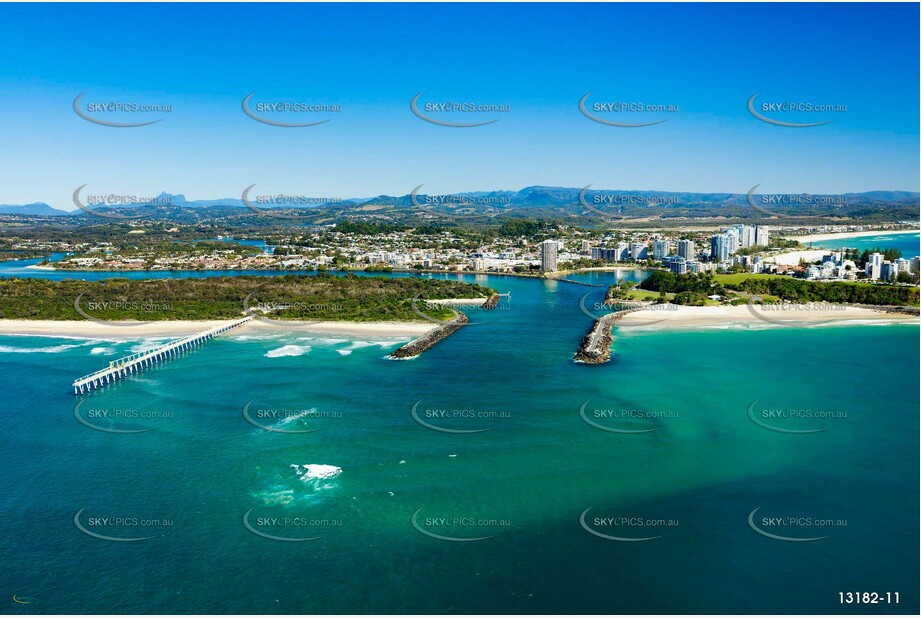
top-left (0, 256), bottom-right (918, 614)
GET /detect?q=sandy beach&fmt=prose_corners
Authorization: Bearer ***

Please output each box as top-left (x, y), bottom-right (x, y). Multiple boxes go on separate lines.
top-left (768, 229), bottom-right (918, 264)
top-left (0, 318), bottom-right (434, 339)
top-left (766, 249), bottom-right (829, 265)
top-left (427, 297), bottom-right (488, 306)
top-left (796, 230), bottom-right (918, 243)
top-left (616, 304), bottom-right (919, 329)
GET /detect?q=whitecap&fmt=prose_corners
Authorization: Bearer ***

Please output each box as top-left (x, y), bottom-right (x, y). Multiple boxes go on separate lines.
top-left (290, 464), bottom-right (342, 481)
top-left (130, 338), bottom-right (173, 354)
top-left (0, 343), bottom-right (83, 354)
top-left (297, 337), bottom-right (349, 346)
top-left (230, 333), bottom-right (284, 342)
top-left (277, 408), bottom-right (320, 427)
top-left (264, 344), bottom-right (311, 358)
top-left (90, 346), bottom-right (115, 355)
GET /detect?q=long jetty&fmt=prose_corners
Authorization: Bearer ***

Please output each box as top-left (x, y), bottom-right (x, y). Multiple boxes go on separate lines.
top-left (573, 309), bottom-right (641, 364)
top-left (72, 316), bottom-right (253, 395)
top-left (389, 311), bottom-right (469, 359)
top-left (549, 278), bottom-right (604, 287)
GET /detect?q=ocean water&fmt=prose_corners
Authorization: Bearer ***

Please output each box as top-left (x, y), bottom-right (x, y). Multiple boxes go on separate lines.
top-left (804, 231), bottom-right (920, 257)
top-left (0, 268), bottom-right (918, 614)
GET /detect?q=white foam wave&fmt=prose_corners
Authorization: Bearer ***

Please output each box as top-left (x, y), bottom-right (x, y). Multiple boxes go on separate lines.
top-left (264, 344), bottom-right (311, 358)
top-left (130, 338), bottom-right (173, 354)
top-left (230, 333), bottom-right (284, 342)
top-left (0, 343), bottom-right (83, 354)
top-left (278, 408), bottom-right (319, 427)
top-left (296, 337), bottom-right (349, 345)
top-left (90, 346), bottom-right (116, 355)
top-left (254, 487), bottom-right (296, 507)
top-left (290, 464), bottom-right (342, 481)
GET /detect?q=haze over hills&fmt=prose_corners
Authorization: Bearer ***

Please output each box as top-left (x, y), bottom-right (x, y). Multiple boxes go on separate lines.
top-left (1, 187), bottom-right (918, 224)
top-left (0, 203), bottom-right (71, 216)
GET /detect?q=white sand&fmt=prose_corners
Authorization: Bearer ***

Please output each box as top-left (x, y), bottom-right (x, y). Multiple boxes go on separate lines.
top-left (768, 230), bottom-right (918, 264)
top-left (766, 249), bottom-right (829, 265)
top-left (427, 298), bottom-right (488, 306)
top-left (796, 230), bottom-right (918, 243)
top-left (0, 318), bottom-right (434, 339)
top-left (616, 304), bottom-right (918, 329)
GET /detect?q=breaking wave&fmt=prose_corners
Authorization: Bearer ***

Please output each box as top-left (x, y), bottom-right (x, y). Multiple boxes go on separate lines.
top-left (264, 344), bottom-right (312, 358)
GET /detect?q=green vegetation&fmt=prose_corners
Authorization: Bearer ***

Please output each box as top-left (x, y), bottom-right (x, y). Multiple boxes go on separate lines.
top-left (641, 271), bottom-right (919, 306)
top-left (734, 245), bottom-right (768, 256)
top-left (57, 239), bottom-right (263, 269)
top-left (713, 273), bottom-right (790, 285)
top-left (639, 271), bottom-right (716, 295)
top-left (772, 238), bottom-right (804, 250)
top-left (859, 247), bottom-right (903, 262)
top-left (493, 218), bottom-right (556, 238)
top-left (0, 274), bottom-right (494, 322)
top-left (334, 220), bottom-right (407, 235)
top-left (727, 277), bottom-right (918, 306)
top-left (628, 289), bottom-right (673, 301)
top-left (672, 291), bottom-right (708, 306)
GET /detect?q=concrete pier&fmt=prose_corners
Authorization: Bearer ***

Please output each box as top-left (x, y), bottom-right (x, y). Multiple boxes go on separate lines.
top-left (72, 316), bottom-right (253, 395)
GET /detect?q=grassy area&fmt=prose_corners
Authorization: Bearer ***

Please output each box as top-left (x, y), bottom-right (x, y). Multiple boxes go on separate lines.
top-left (715, 272), bottom-right (918, 292)
top-left (625, 289), bottom-right (671, 301)
top-left (713, 273), bottom-right (791, 285)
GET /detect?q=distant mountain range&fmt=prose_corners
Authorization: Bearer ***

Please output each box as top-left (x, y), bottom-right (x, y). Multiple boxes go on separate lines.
top-left (1, 187), bottom-right (918, 224)
top-left (0, 203), bottom-right (72, 216)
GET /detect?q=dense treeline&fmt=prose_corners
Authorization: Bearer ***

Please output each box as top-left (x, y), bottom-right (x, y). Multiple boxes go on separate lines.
top-left (639, 271), bottom-right (715, 295)
top-left (494, 218), bottom-right (556, 238)
top-left (858, 247), bottom-right (903, 262)
top-left (0, 274), bottom-right (494, 322)
top-left (333, 220), bottom-right (407, 235)
top-left (639, 271), bottom-right (918, 306)
top-left (728, 277), bottom-right (918, 306)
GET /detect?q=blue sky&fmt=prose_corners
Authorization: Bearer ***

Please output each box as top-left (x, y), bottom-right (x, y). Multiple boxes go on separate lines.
top-left (0, 3), bottom-right (918, 210)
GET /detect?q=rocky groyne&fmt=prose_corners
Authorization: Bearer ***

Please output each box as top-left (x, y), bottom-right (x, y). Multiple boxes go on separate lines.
top-left (573, 309), bottom-right (642, 364)
top-left (389, 311), bottom-right (469, 359)
top-left (851, 304), bottom-right (920, 316)
top-left (481, 294), bottom-right (500, 309)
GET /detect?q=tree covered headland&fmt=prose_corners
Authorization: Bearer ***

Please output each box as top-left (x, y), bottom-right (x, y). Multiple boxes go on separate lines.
top-left (0, 274), bottom-right (494, 322)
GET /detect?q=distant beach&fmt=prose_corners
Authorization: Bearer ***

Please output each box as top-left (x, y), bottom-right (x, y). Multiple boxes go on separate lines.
top-left (770, 229), bottom-right (918, 264)
top-left (796, 229), bottom-right (918, 243)
top-left (616, 304), bottom-right (918, 329)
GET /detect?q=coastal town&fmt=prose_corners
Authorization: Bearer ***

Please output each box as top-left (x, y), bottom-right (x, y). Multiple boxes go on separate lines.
top-left (9, 222), bottom-right (918, 286)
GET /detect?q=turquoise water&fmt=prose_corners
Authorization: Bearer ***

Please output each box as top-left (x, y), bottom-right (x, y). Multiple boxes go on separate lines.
top-left (805, 231), bottom-right (920, 257)
top-left (0, 265), bottom-right (918, 614)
